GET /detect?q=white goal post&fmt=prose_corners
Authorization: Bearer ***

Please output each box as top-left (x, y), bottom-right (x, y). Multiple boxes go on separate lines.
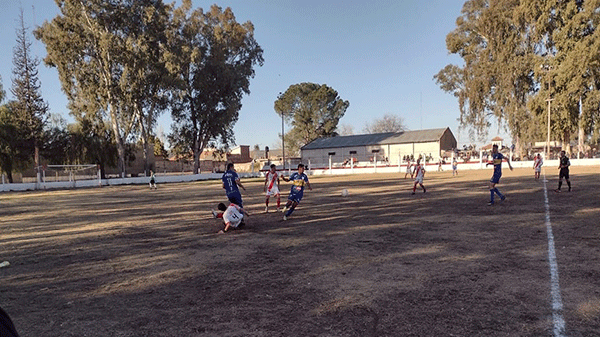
top-left (40, 164), bottom-right (101, 186)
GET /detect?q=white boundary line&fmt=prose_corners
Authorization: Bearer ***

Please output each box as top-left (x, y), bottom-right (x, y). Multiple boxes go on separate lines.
top-left (543, 170), bottom-right (567, 336)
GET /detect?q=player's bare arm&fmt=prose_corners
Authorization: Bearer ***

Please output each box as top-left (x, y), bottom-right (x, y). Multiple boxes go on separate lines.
top-left (506, 157), bottom-right (513, 170)
top-left (307, 181), bottom-right (312, 191)
top-left (281, 176), bottom-right (289, 182)
top-left (236, 179), bottom-right (246, 191)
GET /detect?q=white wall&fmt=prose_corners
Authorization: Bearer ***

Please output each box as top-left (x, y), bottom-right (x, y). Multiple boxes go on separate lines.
top-left (2, 159), bottom-right (597, 192)
top-left (306, 158), bottom-right (600, 176)
top-left (0, 172), bottom-right (262, 192)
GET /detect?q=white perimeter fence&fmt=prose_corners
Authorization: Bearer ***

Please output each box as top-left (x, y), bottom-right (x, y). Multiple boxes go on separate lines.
top-left (1, 158), bottom-right (598, 192)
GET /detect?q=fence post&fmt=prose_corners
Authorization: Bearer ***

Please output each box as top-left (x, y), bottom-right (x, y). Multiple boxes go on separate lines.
top-left (329, 155), bottom-right (333, 174)
top-left (479, 149), bottom-right (483, 169)
top-left (373, 154), bottom-right (377, 173)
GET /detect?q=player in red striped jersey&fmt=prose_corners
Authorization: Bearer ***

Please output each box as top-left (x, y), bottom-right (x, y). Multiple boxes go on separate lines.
top-left (264, 164), bottom-right (281, 212)
top-left (411, 158), bottom-right (427, 195)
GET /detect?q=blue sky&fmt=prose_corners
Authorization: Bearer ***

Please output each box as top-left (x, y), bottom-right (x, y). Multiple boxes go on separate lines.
top-left (0, 0), bottom-right (510, 149)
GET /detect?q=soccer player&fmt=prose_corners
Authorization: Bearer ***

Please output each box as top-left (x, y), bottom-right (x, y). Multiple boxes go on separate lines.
top-left (264, 164), bottom-right (281, 212)
top-left (213, 202), bottom-right (249, 233)
top-left (485, 144), bottom-right (513, 206)
top-left (555, 150), bottom-right (571, 192)
top-left (404, 158), bottom-right (413, 179)
top-left (149, 170), bottom-right (157, 189)
top-left (411, 158), bottom-right (426, 194)
top-left (281, 163), bottom-right (312, 220)
top-left (222, 163), bottom-right (246, 207)
top-left (533, 153), bottom-right (543, 180)
top-left (452, 157), bottom-right (458, 176)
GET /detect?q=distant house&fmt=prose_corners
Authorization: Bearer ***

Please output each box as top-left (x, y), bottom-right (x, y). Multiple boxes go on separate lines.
top-left (301, 128), bottom-right (457, 166)
top-left (227, 146), bottom-right (252, 163)
top-left (481, 137), bottom-right (508, 152)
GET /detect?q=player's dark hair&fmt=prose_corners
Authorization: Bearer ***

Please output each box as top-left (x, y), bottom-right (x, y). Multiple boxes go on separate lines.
top-left (0, 306), bottom-right (20, 337)
top-left (297, 163), bottom-right (305, 169)
top-left (492, 144), bottom-right (498, 149)
top-left (227, 163), bottom-right (234, 170)
top-left (270, 164), bottom-right (276, 169)
top-left (217, 203), bottom-right (227, 211)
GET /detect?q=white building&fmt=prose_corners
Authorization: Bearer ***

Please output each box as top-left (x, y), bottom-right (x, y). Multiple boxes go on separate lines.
top-left (301, 128), bottom-right (457, 167)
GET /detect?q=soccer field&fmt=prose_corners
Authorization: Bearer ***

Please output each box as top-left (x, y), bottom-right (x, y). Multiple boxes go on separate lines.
top-left (1, 166), bottom-right (599, 336)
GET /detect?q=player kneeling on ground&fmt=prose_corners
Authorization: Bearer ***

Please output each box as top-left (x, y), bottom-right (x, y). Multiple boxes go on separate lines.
top-left (213, 202), bottom-right (249, 233)
top-left (281, 163), bottom-right (312, 220)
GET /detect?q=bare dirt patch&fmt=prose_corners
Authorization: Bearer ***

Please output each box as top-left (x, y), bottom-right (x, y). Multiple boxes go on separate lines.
top-left (1, 166), bottom-right (599, 336)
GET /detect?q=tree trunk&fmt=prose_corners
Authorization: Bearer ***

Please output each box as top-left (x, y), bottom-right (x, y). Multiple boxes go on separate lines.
top-left (34, 142), bottom-right (40, 183)
top-left (108, 103), bottom-right (126, 177)
top-left (563, 131), bottom-right (571, 155)
top-left (193, 135), bottom-right (200, 174)
top-left (99, 162), bottom-right (107, 180)
top-left (135, 102), bottom-right (150, 176)
top-left (578, 125), bottom-right (585, 158)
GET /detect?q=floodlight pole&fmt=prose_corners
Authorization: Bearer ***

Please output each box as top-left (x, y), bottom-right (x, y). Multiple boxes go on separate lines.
top-left (546, 98), bottom-right (554, 157)
top-left (541, 64), bottom-right (554, 159)
top-left (279, 92), bottom-right (286, 172)
top-left (282, 109), bottom-right (285, 172)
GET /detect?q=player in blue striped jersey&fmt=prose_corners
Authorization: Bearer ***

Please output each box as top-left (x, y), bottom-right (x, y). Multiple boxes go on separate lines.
top-left (485, 144), bottom-right (513, 206)
top-left (281, 163), bottom-right (312, 220)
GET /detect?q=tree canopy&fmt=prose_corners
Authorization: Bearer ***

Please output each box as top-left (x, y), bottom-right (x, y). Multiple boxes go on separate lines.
top-left (363, 114), bottom-right (407, 134)
top-left (35, 0), bottom-right (263, 175)
top-left (167, 1), bottom-right (264, 173)
top-left (12, 9), bottom-right (49, 177)
top-left (274, 83), bottom-right (349, 155)
top-left (435, 0), bottom-right (600, 155)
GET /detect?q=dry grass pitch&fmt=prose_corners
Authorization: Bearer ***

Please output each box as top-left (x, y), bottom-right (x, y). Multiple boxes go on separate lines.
top-left (1, 166), bottom-right (599, 336)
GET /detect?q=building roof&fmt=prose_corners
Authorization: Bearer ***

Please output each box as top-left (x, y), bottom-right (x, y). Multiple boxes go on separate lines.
top-left (301, 128), bottom-right (451, 150)
top-left (491, 136), bottom-right (503, 141)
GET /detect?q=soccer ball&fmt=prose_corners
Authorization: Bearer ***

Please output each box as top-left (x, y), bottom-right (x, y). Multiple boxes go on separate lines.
top-left (341, 189), bottom-right (349, 197)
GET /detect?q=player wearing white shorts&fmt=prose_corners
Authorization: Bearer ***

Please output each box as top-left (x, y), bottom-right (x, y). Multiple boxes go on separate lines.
top-left (264, 164), bottom-right (281, 212)
top-left (411, 159), bottom-right (426, 194)
top-left (533, 153), bottom-right (543, 180)
top-left (213, 202), bottom-right (249, 233)
top-left (404, 159), bottom-right (413, 179)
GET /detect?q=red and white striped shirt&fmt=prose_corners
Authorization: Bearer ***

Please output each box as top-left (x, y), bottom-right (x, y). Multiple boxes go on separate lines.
top-left (266, 171), bottom-right (279, 191)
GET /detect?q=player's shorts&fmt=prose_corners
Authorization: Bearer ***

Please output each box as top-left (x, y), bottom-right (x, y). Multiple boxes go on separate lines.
top-left (266, 186), bottom-right (280, 197)
top-left (490, 172), bottom-right (502, 184)
top-left (223, 213), bottom-right (242, 228)
top-left (534, 167), bottom-right (541, 173)
top-left (227, 191), bottom-right (243, 208)
top-left (405, 166), bottom-right (411, 173)
top-left (559, 169), bottom-right (569, 180)
top-left (414, 176), bottom-right (423, 184)
top-left (288, 188), bottom-right (304, 203)
top-left (452, 165), bottom-right (457, 171)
